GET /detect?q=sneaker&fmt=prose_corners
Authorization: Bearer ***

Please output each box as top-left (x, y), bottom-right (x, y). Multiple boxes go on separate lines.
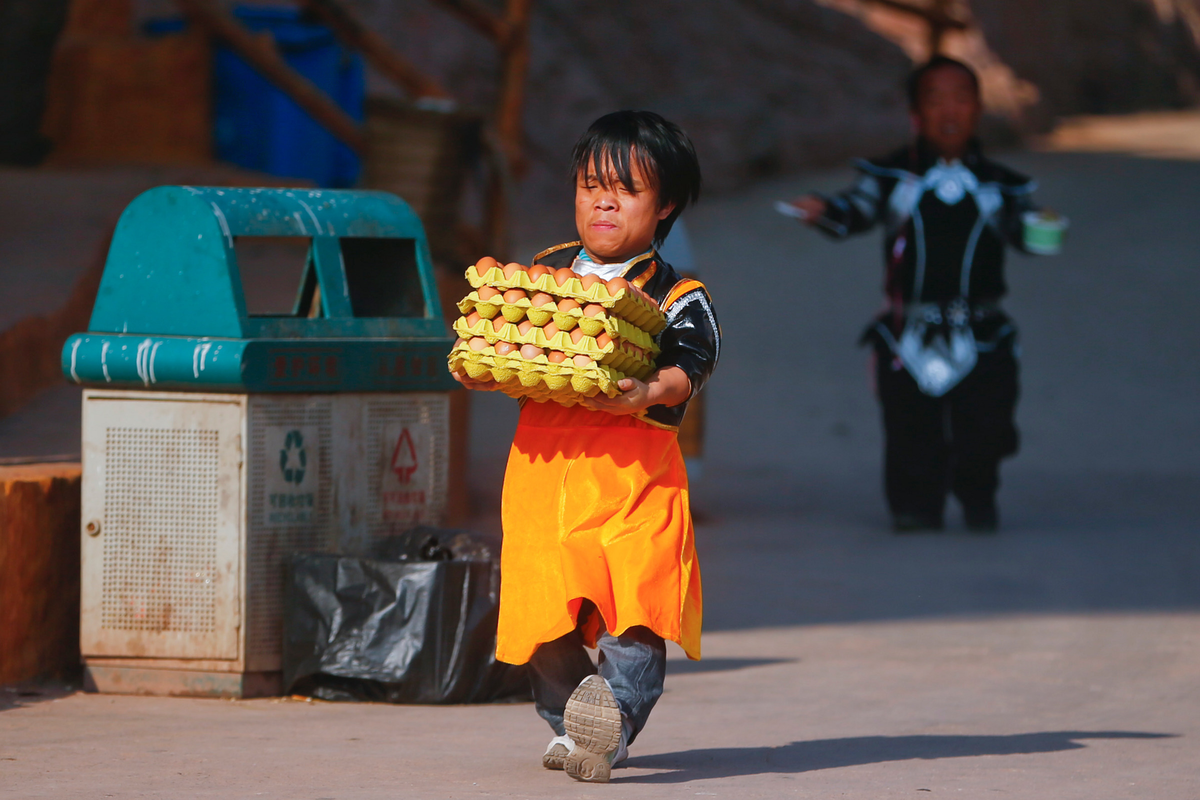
top-left (563, 675), bottom-right (624, 783)
top-left (542, 735), bottom-right (574, 770)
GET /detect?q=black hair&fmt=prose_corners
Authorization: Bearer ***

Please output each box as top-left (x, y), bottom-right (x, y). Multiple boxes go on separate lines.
top-left (907, 55), bottom-right (981, 109)
top-left (570, 110), bottom-right (702, 247)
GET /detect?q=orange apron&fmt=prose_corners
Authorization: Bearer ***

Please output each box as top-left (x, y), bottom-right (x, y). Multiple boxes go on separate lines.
top-left (495, 400), bottom-right (702, 665)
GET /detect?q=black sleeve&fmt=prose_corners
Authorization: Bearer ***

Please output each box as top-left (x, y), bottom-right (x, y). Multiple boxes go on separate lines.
top-left (815, 172), bottom-right (885, 239)
top-left (655, 286), bottom-right (720, 397)
top-left (1001, 183), bottom-right (1040, 253)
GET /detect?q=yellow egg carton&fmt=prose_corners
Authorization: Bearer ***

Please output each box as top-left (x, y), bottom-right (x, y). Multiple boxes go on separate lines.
top-left (452, 316), bottom-right (656, 380)
top-left (465, 263), bottom-right (666, 335)
top-left (447, 343), bottom-right (625, 405)
top-left (456, 294), bottom-right (660, 354)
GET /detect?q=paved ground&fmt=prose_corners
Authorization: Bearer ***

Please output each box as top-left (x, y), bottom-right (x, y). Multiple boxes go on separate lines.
top-left (3, 145), bottom-right (1200, 796)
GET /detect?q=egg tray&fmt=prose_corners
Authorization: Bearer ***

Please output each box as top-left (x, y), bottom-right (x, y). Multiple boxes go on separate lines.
top-left (452, 315), bottom-right (655, 380)
top-left (465, 264), bottom-right (666, 335)
top-left (456, 291), bottom-right (660, 353)
top-left (447, 344), bottom-right (624, 406)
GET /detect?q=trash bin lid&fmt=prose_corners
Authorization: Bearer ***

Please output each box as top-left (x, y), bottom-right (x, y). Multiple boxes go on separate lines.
top-left (63, 186), bottom-right (458, 394)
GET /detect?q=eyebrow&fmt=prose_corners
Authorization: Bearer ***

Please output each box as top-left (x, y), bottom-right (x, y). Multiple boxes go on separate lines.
top-left (580, 169), bottom-right (646, 192)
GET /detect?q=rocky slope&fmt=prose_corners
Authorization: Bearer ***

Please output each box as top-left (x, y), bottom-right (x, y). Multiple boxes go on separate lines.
top-left (970, 0), bottom-right (1200, 115)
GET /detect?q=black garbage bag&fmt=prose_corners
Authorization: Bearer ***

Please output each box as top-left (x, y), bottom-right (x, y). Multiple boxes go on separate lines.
top-left (283, 528), bottom-right (531, 704)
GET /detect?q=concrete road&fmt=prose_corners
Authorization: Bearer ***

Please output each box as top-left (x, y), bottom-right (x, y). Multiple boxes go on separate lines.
top-left (3, 150), bottom-right (1200, 796)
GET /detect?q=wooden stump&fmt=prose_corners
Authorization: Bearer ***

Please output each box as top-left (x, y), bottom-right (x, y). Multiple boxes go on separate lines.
top-left (0, 463), bottom-right (82, 685)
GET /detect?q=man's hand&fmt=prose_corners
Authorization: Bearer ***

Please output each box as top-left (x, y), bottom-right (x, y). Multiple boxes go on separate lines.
top-left (581, 366), bottom-right (691, 416)
top-left (788, 194), bottom-right (827, 224)
top-left (451, 370), bottom-right (501, 391)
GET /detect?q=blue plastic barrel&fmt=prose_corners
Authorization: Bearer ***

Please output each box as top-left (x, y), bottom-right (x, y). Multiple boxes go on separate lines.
top-left (211, 6), bottom-right (364, 187)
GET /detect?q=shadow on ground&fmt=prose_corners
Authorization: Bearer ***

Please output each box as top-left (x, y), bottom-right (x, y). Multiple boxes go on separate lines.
top-left (0, 680), bottom-right (79, 713)
top-left (617, 731), bottom-right (1177, 783)
top-left (664, 657), bottom-right (796, 675)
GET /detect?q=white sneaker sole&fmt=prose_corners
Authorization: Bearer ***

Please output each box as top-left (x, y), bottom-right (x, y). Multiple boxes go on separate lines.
top-left (563, 675), bottom-right (623, 783)
top-left (542, 741), bottom-right (570, 770)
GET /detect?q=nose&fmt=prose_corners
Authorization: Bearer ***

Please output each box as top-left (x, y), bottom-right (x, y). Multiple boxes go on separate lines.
top-left (595, 191), bottom-right (617, 211)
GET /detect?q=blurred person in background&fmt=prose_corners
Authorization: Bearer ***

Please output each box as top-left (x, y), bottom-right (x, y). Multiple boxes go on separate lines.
top-left (785, 56), bottom-right (1062, 533)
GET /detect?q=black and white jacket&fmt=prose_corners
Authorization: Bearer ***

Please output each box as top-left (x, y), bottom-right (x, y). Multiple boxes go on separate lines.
top-left (816, 139), bottom-right (1040, 349)
top-left (533, 242), bottom-right (720, 430)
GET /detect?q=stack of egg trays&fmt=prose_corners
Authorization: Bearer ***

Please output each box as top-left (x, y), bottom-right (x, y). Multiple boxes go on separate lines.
top-left (452, 315), bottom-right (656, 379)
top-left (460, 264), bottom-right (664, 377)
top-left (446, 340), bottom-right (624, 407)
top-left (447, 262), bottom-right (670, 406)
top-left (464, 262), bottom-right (667, 336)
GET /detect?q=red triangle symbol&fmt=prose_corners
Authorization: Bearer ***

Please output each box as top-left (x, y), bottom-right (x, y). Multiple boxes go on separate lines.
top-left (391, 428), bottom-right (418, 483)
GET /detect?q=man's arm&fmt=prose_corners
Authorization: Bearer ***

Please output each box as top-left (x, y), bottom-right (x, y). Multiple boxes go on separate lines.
top-left (790, 172), bottom-right (885, 239)
top-left (585, 282), bottom-right (720, 416)
top-left (582, 366), bottom-right (690, 415)
top-left (1000, 185), bottom-right (1039, 253)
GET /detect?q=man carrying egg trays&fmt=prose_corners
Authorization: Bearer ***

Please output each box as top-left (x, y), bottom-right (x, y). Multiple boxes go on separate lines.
top-left (448, 256), bottom-right (668, 405)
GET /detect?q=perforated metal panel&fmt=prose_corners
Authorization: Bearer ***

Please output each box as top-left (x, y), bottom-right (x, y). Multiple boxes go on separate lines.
top-left (81, 394), bottom-right (242, 659)
top-left (245, 397), bottom-right (335, 669)
top-left (101, 427), bottom-right (220, 633)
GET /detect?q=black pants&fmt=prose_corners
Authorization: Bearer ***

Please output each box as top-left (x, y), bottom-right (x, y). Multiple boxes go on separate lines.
top-left (875, 348), bottom-right (1020, 521)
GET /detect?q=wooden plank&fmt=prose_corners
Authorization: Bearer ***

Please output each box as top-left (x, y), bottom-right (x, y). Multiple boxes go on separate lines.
top-left (0, 464), bottom-right (82, 686)
top-left (432, 0), bottom-right (508, 44)
top-left (300, 0), bottom-right (452, 100)
top-left (177, 0), bottom-right (366, 153)
top-left (495, 0), bottom-right (533, 173)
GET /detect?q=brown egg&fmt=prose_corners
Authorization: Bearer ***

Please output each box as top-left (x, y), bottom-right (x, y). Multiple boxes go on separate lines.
top-left (557, 298), bottom-right (581, 313)
top-left (492, 317), bottom-right (507, 334)
top-left (503, 288), bottom-right (527, 304)
top-left (583, 303), bottom-right (604, 318)
top-left (517, 320), bottom-right (534, 336)
top-left (573, 354), bottom-right (593, 368)
top-left (553, 267), bottom-right (577, 286)
top-left (531, 292), bottom-right (556, 308)
top-left (528, 264), bottom-right (551, 280)
top-left (542, 321), bottom-right (561, 338)
top-left (469, 337), bottom-right (489, 351)
top-left (502, 262), bottom-right (526, 280)
top-left (477, 285), bottom-right (501, 301)
top-left (596, 333), bottom-right (613, 348)
top-left (580, 273), bottom-right (603, 290)
top-left (519, 344), bottom-right (544, 360)
top-left (465, 311), bottom-right (482, 327)
top-left (570, 328), bottom-right (588, 344)
top-left (495, 341), bottom-right (518, 355)
top-left (548, 350), bottom-right (567, 364)
top-left (606, 277), bottom-right (629, 293)
top-left (454, 337), bottom-right (465, 348)
top-left (476, 256), bottom-right (499, 272)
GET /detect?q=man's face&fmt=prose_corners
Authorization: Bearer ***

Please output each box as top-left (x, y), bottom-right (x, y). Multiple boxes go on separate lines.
top-left (575, 155), bottom-right (675, 264)
top-left (913, 65), bottom-right (982, 158)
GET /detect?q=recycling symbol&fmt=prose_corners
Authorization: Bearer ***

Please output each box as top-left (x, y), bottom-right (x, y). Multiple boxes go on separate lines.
top-left (279, 429), bottom-right (307, 485)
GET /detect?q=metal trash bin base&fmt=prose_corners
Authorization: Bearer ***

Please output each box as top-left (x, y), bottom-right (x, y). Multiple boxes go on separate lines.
top-left (79, 389), bottom-right (450, 697)
top-left (83, 665), bottom-right (281, 699)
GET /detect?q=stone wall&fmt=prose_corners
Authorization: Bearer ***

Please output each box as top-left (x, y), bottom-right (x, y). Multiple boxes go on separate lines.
top-left (970, 0), bottom-right (1200, 115)
top-left (318, 0), bottom-right (910, 236)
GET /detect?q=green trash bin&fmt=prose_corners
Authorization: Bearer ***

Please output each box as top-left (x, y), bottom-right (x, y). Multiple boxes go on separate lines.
top-left (63, 186), bottom-right (460, 698)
